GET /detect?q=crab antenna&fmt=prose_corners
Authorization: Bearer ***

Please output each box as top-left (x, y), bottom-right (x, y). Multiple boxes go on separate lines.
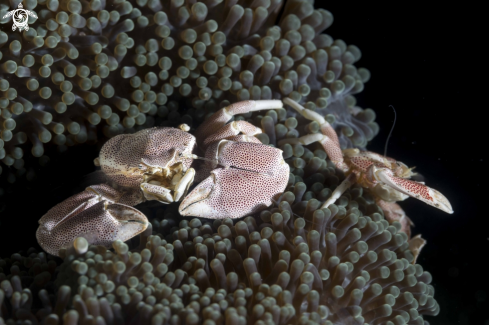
top-left (182, 153), bottom-right (217, 164)
top-left (384, 105), bottom-right (397, 157)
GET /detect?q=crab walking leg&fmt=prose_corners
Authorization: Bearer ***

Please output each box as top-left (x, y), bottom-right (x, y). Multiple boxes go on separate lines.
top-left (202, 121), bottom-right (262, 149)
top-left (225, 134), bottom-right (263, 144)
top-left (321, 173), bottom-right (357, 209)
top-left (375, 199), bottom-right (413, 238)
top-left (282, 98), bottom-right (348, 172)
top-left (194, 100), bottom-right (283, 143)
top-left (277, 133), bottom-right (349, 172)
top-left (376, 200), bottom-right (428, 264)
top-left (373, 166), bottom-right (454, 214)
top-left (409, 234), bottom-right (426, 264)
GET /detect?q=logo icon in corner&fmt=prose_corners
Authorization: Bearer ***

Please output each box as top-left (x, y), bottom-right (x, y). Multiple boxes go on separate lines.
top-left (2, 2), bottom-right (37, 32)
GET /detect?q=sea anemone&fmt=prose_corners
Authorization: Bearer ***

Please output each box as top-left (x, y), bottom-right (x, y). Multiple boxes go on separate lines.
top-left (0, 0), bottom-right (376, 186)
top-left (0, 187), bottom-right (439, 324)
top-left (0, 2), bottom-right (437, 324)
top-left (0, 155), bottom-right (439, 324)
top-left (1, 132), bottom-right (439, 324)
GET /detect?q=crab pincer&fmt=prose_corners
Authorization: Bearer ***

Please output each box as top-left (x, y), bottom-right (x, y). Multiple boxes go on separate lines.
top-left (36, 184), bottom-right (148, 256)
top-left (180, 100), bottom-right (289, 218)
top-left (179, 140), bottom-right (289, 218)
top-left (371, 166), bottom-right (453, 214)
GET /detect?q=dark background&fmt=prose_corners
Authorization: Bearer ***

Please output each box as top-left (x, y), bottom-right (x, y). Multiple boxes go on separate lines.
top-left (1, 3), bottom-right (486, 325)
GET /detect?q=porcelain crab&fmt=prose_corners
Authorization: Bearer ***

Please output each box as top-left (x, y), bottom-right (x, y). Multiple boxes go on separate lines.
top-left (37, 100), bottom-right (289, 256)
top-left (280, 98), bottom-right (453, 262)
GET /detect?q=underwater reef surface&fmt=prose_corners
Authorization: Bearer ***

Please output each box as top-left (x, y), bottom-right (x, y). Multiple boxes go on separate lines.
top-left (0, 0), bottom-right (377, 191)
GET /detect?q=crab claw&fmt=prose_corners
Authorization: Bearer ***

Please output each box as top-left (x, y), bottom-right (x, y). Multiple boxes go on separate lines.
top-left (37, 186), bottom-right (148, 256)
top-left (373, 166), bottom-right (454, 214)
top-left (179, 168), bottom-right (286, 219)
top-left (178, 172), bottom-right (217, 217)
top-left (179, 140), bottom-right (288, 219)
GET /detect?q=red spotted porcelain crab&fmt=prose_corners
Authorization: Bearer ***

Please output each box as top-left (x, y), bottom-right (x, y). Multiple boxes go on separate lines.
top-left (280, 98), bottom-right (453, 261)
top-left (37, 100), bottom-right (289, 256)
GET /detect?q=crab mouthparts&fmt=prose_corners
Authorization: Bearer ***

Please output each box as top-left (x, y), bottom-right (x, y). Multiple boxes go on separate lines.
top-left (139, 162), bottom-right (195, 204)
top-left (142, 162), bottom-right (184, 188)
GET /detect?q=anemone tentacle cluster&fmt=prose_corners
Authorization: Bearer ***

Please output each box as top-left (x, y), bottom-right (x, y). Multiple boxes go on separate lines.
top-left (0, 189), bottom-right (439, 324)
top-left (0, 1), bottom-right (434, 323)
top-left (0, 0), bottom-right (376, 185)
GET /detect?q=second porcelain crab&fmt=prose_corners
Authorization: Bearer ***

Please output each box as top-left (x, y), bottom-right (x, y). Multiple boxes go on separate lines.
top-left (279, 98), bottom-right (453, 214)
top-left (279, 98), bottom-right (453, 262)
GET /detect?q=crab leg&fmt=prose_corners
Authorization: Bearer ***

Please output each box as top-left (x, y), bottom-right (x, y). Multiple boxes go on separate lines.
top-left (194, 100), bottom-right (283, 145)
top-left (202, 120), bottom-right (262, 149)
top-left (409, 235), bottom-right (426, 264)
top-left (372, 166), bottom-right (454, 214)
top-left (179, 140), bottom-right (289, 219)
top-left (37, 184), bottom-right (147, 256)
top-left (374, 199), bottom-right (425, 263)
top-left (375, 199), bottom-right (413, 238)
top-left (282, 98), bottom-right (348, 172)
top-left (321, 173), bottom-right (357, 209)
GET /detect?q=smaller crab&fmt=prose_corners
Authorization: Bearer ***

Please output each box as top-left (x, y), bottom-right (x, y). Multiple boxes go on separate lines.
top-left (280, 99), bottom-right (453, 262)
